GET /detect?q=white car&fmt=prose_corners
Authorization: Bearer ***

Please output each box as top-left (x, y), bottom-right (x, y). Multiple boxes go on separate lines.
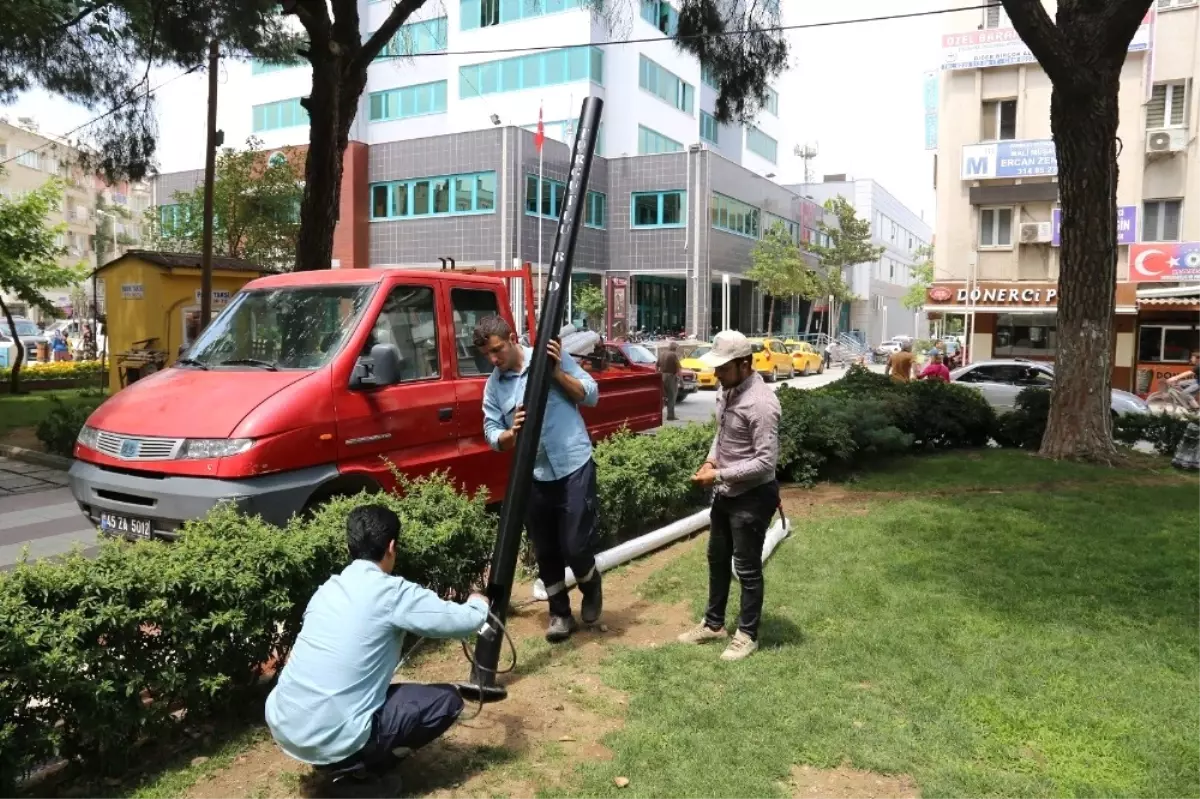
top-left (951, 359), bottom-right (1149, 416)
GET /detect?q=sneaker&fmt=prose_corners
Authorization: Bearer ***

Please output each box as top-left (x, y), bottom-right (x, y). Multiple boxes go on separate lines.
top-left (720, 630), bottom-right (759, 661)
top-left (580, 574), bottom-right (603, 625)
top-left (677, 622), bottom-right (728, 645)
top-left (546, 614), bottom-right (578, 643)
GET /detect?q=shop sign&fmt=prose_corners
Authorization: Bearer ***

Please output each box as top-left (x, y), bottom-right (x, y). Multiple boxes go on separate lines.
top-left (940, 12), bottom-right (1150, 71)
top-left (121, 283), bottom-right (144, 299)
top-left (1129, 242), bottom-right (1200, 283)
top-left (1136, 363), bottom-right (1194, 397)
top-left (194, 290), bottom-right (233, 307)
top-left (926, 284), bottom-right (1058, 306)
top-left (1052, 206), bottom-right (1137, 247)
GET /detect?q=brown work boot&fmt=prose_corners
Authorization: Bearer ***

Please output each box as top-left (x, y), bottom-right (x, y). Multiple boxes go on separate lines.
top-left (720, 630), bottom-right (759, 661)
top-left (677, 622), bottom-right (728, 645)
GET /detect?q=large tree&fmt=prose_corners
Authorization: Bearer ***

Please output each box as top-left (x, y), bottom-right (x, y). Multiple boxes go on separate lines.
top-left (145, 137), bottom-right (304, 270)
top-left (808, 196), bottom-right (883, 340)
top-left (0, 181), bottom-right (86, 393)
top-left (747, 221), bottom-right (813, 335)
top-left (1, 1), bottom-right (787, 273)
top-left (902, 244), bottom-right (934, 311)
top-left (999, 0), bottom-right (1152, 462)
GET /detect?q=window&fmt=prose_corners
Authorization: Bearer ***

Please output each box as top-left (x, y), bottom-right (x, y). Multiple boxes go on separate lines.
top-left (1143, 199), bottom-right (1182, 241)
top-left (992, 314), bottom-right (1057, 358)
top-left (363, 285), bottom-right (440, 382)
top-left (369, 81), bottom-right (449, 121)
top-left (700, 111), bottom-right (719, 144)
top-left (637, 125), bottom-right (683, 155)
top-left (1147, 82), bottom-right (1189, 128)
top-left (983, 1), bottom-right (1008, 28)
top-left (461, 0), bottom-right (582, 29)
top-left (711, 193), bottom-right (761, 238)
top-left (1158, 0), bottom-right (1198, 9)
top-left (460, 46), bottom-right (603, 98)
top-left (639, 55), bottom-right (694, 115)
top-left (763, 213), bottom-right (799, 245)
top-left (158, 204), bottom-right (190, 235)
top-left (746, 126), bottom-right (778, 163)
top-left (640, 0), bottom-right (678, 36)
top-left (16, 150), bottom-right (40, 169)
top-left (252, 98), bottom-right (308, 132)
top-left (524, 175), bottom-right (604, 227)
top-left (369, 172), bottom-right (496, 219)
top-left (631, 191), bottom-right (685, 227)
top-left (701, 63), bottom-right (719, 90)
top-left (377, 17), bottom-right (448, 58)
top-left (982, 99), bottom-right (1017, 140)
top-left (1138, 324), bottom-right (1199, 363)
top-left (979, 207), bottom-right (1014, 248)
top-left (585, 191), bottom-right (607, 228)
top-left (451, 288), bottom-right (501, 376)
top-left (764, 87), bottom-right (779, 116)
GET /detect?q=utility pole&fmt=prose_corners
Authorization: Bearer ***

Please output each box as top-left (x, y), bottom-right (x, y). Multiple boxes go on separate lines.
top-left (200, 39), bottom-right (221, 329)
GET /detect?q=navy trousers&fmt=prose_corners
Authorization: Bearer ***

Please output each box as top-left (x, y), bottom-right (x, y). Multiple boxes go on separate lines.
top-left (324, 682), bottom-right (463, 772)
top-left (526, 459), bottom-right (601, 618)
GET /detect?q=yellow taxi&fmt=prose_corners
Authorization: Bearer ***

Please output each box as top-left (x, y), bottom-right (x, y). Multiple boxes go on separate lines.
top-left (790, 341), bottom-right (824, 376)
top-left (679, 343), bottom-right (719, 389)
top-left (748, 338), bottom-right (795, 382)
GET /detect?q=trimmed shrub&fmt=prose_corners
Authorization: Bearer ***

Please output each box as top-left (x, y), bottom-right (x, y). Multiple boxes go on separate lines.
top-left (35, 393), bottom-right (105, 456)
top-left (1114, 411), bottom-right (1196, 456)
top-left (0, 360), bottom-right (104, 383)
top-left (776, 387), bottom-right (910, 484)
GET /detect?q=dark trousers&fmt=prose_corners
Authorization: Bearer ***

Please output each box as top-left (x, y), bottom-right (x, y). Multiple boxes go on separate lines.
top-left (527, 459), bottom-right (600, 618)
top-left (325, 683), bottom-right (463, 772)
top-left (662, 373), bottom-right (678, 420)
top-left (823, 351), bottom-right (832, 369)
top-left (704, 481), bottom-right (779, 641)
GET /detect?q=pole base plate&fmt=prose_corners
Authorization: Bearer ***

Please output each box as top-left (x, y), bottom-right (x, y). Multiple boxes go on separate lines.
top-left (456, 681), bottom-right (508, 703)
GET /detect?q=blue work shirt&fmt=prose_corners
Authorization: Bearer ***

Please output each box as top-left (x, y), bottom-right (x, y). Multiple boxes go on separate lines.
top-left (264, 560), bottom-right (488, 765)
top-left (482, 345), bottom-right (599, 482)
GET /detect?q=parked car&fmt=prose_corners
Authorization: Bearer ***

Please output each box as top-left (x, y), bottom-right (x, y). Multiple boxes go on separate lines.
top-left (748, 337), bottom-right (795, 382)
top-left (950, 359), bottom-right (1149, 416)
top-left (679, 343), bottom-right (718, 389)
top-left (0, 317), bottom-right (49, 366)
top-left (790, 342), bottom-right (824, 376)
top-left (602, 341), bottom-right (696, 402)
top-left (69, 269), bottom-right (664, 540)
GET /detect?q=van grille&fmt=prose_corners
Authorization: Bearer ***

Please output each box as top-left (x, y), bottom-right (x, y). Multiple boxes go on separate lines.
top-left (95, 431), bottom-right (184, 461)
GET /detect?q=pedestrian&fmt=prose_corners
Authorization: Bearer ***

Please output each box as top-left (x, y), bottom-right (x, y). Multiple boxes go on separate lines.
top-left (885, 340), bottom-right (915, 382)
top-left (51, 329), bottom-right (69, 362)
top-left (678, 330), bottom-right (781, 661)
top-left (265, 505), bottom-right (488, 779)
top-left (823, 340), bottom-right (834, 370)
top-left (658, 341), bottom-right (682, 421)
top-left (473, 315), bottom-right (603, 642)
top-left (918, 351), bottom-right (951, 383)
top-left (1165, 351), bottom-right (1200, 402)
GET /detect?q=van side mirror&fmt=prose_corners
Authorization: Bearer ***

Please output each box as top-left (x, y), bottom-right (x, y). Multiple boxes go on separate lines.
top-left (351, 344), bottom-right (404, 389)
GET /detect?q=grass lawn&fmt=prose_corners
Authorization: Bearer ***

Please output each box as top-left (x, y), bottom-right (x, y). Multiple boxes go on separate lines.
top-left (574, 451), bottom-right (1199, 798)
top-left (0, 388), bottom-right (103, 436)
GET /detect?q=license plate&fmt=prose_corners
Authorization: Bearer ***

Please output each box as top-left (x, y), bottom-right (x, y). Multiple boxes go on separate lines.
top-left (99, 512), bottom-right (153, 539)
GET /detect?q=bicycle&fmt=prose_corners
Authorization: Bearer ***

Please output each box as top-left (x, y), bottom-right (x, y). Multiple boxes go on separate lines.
top-left (1146, 381), bottom-right (1200, 414)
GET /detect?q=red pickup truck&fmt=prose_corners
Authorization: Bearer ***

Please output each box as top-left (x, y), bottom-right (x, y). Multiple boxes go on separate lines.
top-left (68, 269), bottom-right (662, 539)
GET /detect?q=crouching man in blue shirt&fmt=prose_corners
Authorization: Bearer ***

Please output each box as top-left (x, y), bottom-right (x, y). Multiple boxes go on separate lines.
top-left (265, 505), bottom-right (489, 777)
top-left (473, 315), bottom-right (602, 643)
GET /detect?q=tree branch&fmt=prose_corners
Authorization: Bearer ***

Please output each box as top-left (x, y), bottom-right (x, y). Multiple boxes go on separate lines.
top-left (284, 0), bottom-right (332, 52)
top-left (1000, 0), bottom-right (1076, 88)
top-left (350, 0), bottom-right (428, 75)
top-left (56, 1), bottom-right (113, 35)
top-left (1102, 0), bottom-right (1153, 55)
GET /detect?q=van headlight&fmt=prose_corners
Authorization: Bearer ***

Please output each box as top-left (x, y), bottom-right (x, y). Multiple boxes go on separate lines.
top-left (179, 438), bottom-right (254, 459)
top-left (77, 425), bottom-right (101, 450)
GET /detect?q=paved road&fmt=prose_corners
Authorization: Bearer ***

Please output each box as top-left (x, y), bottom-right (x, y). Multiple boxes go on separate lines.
top-left (665, 364), bottom-right (856, 426)
top-left (0, 457), bottom-right (98, 569)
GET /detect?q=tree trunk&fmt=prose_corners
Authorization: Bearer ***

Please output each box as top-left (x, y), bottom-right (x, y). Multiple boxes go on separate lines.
top-left (804, 301), bottom-right (815, 334)
top-left (1038, 64), bottom-right (1121, 462)
top-left (0, 296), bottom-right (25, 394)
top-left (766, 296), bottom-right (775, 336)
top-left (293, 63), bottom-right (363, 272)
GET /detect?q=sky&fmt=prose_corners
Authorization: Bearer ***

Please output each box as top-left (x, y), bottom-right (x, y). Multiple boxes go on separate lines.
top-left (2, 0), bottom-right (943, 221)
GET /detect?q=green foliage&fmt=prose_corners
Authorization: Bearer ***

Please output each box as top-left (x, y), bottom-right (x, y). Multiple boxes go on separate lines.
top-left (593, 423), bottom-right (715, 544)
top-left (35, 394), bottom-right (105, 456)
top-left (573, 283), bottom-right (606, 329)
top-left (748, 221), bottom-right (815, 333)
top-left (903, 244), bottom-right (935, 311)
top-left (0, 359), bottom-right (104, 383)
top-left (146, 138), bottom-right (303, 270)
top-left (1114, 412), bottom-right (1196, 456)
top-left (807, 196), bottom-right (882, 336)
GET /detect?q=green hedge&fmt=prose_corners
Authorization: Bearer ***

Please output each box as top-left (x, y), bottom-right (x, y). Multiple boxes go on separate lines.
top-left (36, 393), bottom-right (107, 456)
top-left (0, 472), bottom-right (492, 792)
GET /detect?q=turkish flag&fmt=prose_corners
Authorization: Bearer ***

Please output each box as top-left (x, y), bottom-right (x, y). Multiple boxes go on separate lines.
top-left (534, 105), bottom-right (544, 152)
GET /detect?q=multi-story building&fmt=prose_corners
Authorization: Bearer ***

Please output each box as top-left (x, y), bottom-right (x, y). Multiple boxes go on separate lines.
top-left (150, 1), bottom-right (841, 339)
top-left (0, 118), bottom-right (98, 320)
top-left (928, 0), bottom-right (1199, 395)
top-left (792, 175), bottom-right (933, 345)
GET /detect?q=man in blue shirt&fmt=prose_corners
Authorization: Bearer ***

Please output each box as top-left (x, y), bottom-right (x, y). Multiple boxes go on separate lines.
top-left (265, 505), bottom-right (489, 776)
top-left (473, 315), bottom-right (602, 642)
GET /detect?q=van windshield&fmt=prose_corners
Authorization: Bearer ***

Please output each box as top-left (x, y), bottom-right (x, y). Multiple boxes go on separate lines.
top-left (184, 285), bottom-right (375, 370)
top-left (1, 320), bottom-right (41, 337)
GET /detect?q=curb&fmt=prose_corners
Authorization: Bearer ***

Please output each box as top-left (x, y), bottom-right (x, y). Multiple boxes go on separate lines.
top-left (0, 444), bottom-right (72, 471)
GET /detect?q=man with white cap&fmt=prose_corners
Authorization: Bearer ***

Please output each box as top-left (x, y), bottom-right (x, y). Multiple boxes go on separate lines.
top-left (678, 330), bottom-right (781, 661)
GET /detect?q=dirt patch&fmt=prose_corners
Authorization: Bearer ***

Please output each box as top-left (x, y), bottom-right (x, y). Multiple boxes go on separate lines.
top-left (789, 762), bottom-right (920, 799)
top-left (185, 539), bottom-right (701, 799)
top-left (1, 426), bottom-right (43, 451)
top-left (781, 484), bottom-right (875, 518)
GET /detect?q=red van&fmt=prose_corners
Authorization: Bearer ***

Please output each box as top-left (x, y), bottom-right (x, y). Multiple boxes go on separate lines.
top-left (68, 269), bottom-right (662, 540)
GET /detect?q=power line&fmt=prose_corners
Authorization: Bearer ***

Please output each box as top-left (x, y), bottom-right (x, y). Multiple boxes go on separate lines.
top-left (382, 2), bottom-right (987, 60)
top-left (0, 65), bottom-right (203, 168)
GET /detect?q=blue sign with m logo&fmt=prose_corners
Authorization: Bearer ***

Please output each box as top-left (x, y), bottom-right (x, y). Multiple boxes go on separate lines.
top-left (965, 155), bottom-right (990, 176)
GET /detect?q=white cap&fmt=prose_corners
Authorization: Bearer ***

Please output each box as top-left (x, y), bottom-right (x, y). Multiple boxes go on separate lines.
top-left (699, 330), bottom-right (753, 368)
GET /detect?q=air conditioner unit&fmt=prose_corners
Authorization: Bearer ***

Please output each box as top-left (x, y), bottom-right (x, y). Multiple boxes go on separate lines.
top-left (1146, 128), bottom-right (1187, 154)
top-left (1019, 222), bottom-right (1053, 244)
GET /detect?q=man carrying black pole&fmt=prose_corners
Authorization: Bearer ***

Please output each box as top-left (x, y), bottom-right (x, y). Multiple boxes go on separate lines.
top-left (474, 315), bottom-right (602, 642)
top-left (680, 330), bottom-right (781, 661)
